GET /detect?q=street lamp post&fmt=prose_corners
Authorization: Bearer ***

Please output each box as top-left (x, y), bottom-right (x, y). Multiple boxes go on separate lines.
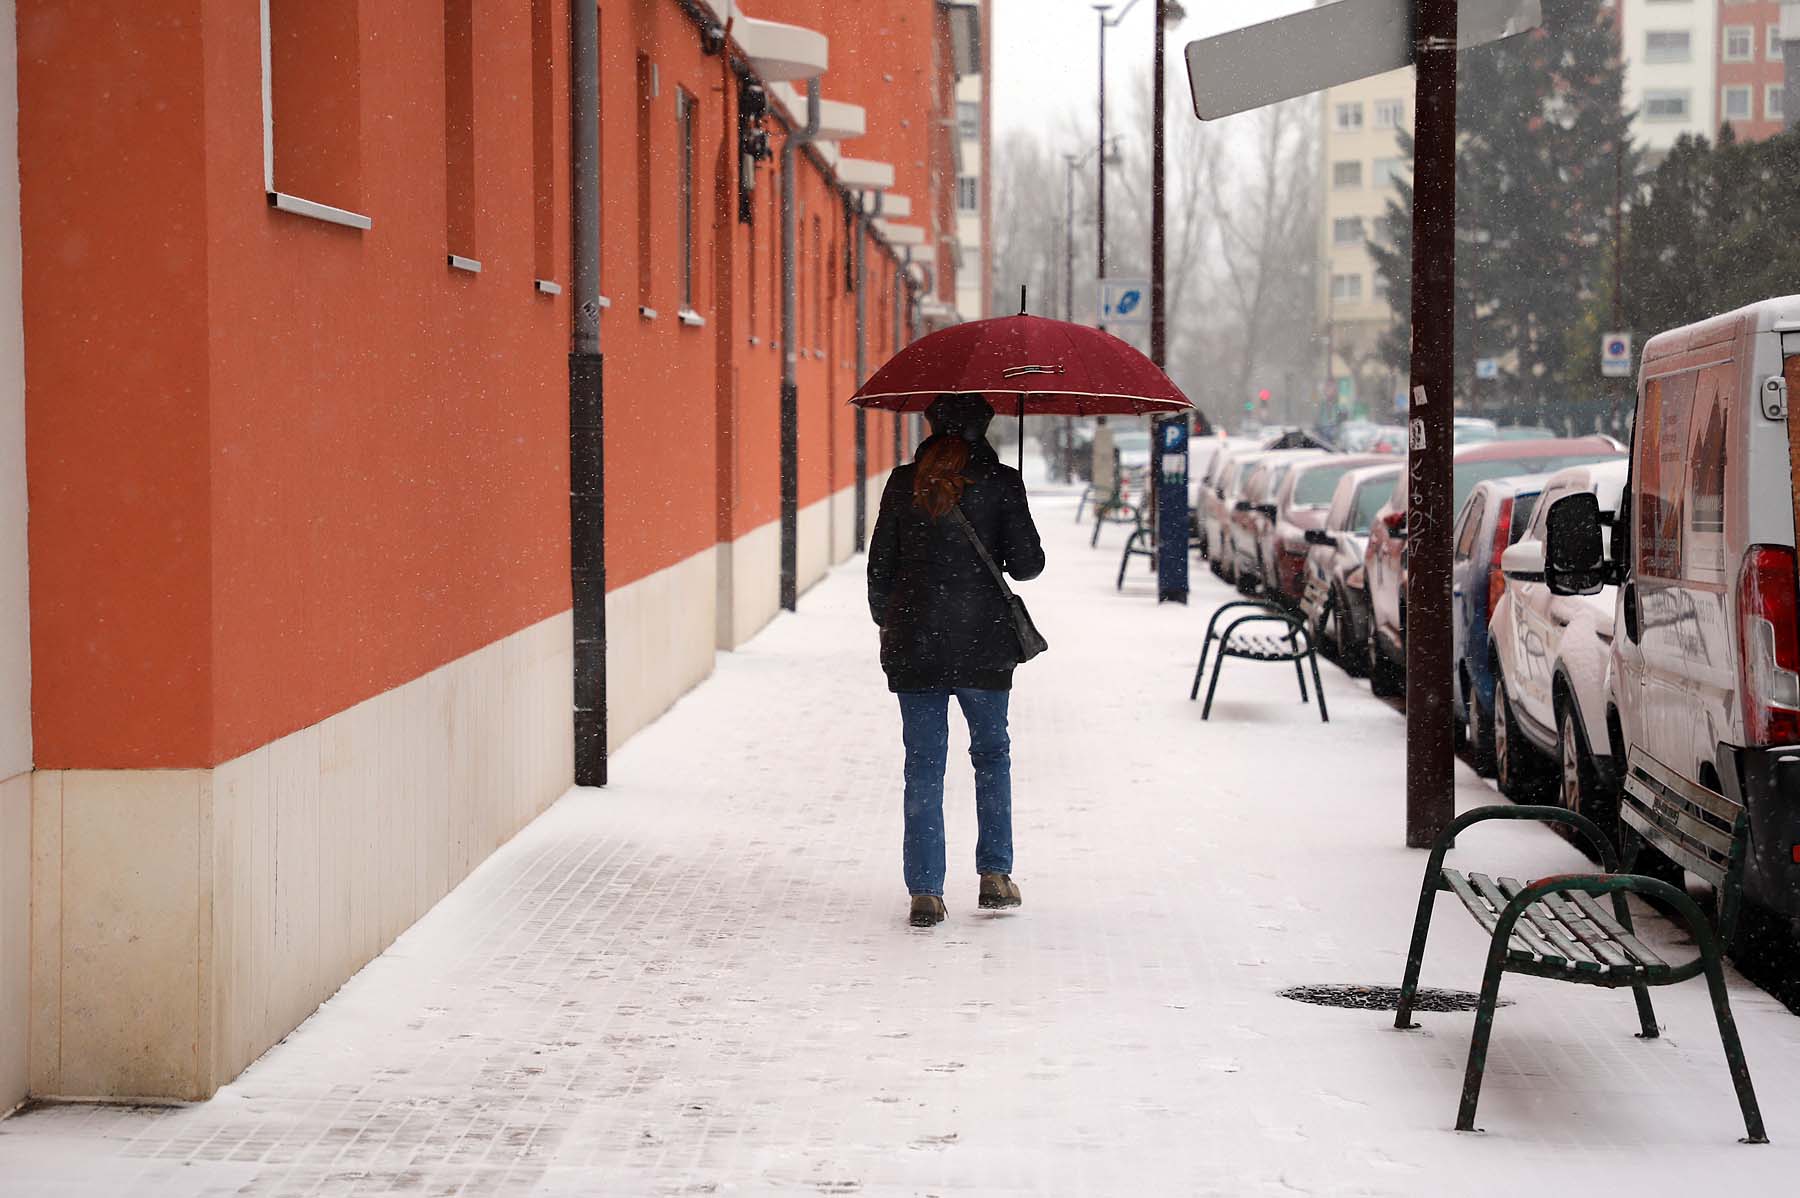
top-left (1095, 0), bottom-right (1141, 328)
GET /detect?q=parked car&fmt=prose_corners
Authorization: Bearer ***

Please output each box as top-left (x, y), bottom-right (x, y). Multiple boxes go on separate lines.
top-left (1453, 416), bottom-right (1500, 444)
top-left (1542, 296), bottom-right (1800, 930)
top-left (1203, 449), bottom-right (1274, 579)
top-left (1230, 451), bottom-right (1322, 591)
top-left (1261, 454), bottom-right (1394, 605)
top-left (1497, 424), bottom-right (1557, 441)
top-left (1447, 474), bottom-right (1551, 771)
top-left (1302, 462), bottom-right (1401, 675)
top-left (1488, 461), bottom-right (1629, 813)
top-left (1364, 437), bottom-right (1626, 697)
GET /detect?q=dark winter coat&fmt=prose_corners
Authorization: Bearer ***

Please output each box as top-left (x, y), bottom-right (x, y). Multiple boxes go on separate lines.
top-left (867, 437), bottom-right (1046, 693)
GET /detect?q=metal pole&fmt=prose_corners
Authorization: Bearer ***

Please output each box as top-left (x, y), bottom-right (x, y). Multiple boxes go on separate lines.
top-left (569, 0), bottom-right (606, 787)
top-left (854, 198), bottom-right (869, 552)
top-left (779, 83), bottom-right (821, 611)
top-left (1096, 8), bottom-right (1108, 309)
top-left (1150, 0), bottom-right (1167, 372)
top-left (1063, 156), bottom-right (1077, 482)
top-left (1404, 0), bottom-right (1459, 849)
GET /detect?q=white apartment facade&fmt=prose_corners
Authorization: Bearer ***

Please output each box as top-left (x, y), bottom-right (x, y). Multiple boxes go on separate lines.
top-left (1317, 68), bottom-right (1415, 418)
top-left (954, 73), bottom-right (986, 322)
top-left (1617, 0), bottom-right (1717, 157)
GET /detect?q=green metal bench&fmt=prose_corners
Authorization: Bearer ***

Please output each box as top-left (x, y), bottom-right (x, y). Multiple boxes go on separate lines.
top-left (1188, 575), bottom-right (1331, 723)
top-left (1394, 751), bottom-right (1767, 1142)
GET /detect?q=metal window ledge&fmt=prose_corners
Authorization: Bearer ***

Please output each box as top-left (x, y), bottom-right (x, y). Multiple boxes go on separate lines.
top-left (269, 191), bottom-right (372, 230)
top-left (596, 294), bottom-right (612, 309)
top-left (535, 279), bottom-right (562, 295)
top-left (639, 306), bottom-right (658, 320)
top-left (448, 254), bottom-right (482, 273)
top-left (677, 308), bottom-right (707, 328)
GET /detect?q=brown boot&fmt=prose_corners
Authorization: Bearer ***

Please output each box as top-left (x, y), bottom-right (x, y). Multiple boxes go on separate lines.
top-left (909, 895), bottom-right (947, 927)
top-left (978, 873), bottom-right (1022, 910)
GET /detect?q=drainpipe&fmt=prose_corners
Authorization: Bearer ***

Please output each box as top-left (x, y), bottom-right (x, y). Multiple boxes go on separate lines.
top-left (779, 81), bottom-right (821, 610)
top-left (569, 0), bottom-right (605, 786)
top-left (854, 191), bottom-right (880, 551)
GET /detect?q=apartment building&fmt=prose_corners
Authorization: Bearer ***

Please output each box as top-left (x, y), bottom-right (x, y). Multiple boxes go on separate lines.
top-left (1617, 0), bottom-right (1718, 156)
top-left (953, 72), bottom-right (991, 322)
top-left (1715, 0), bottom-right (1788, 135)
top-left (1, 0), bottom-right (989, 1110)
top-left (1316, 69), bottom-right (1414, 416)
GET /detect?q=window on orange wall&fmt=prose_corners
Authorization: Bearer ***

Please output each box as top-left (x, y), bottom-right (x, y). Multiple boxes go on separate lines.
top-left (677, 89), bottom-right (697, 310)
top-left (263, 0), bottom-right (367, 225)
top-left (769, 181), bottom-right (779, 346)
top-left (530, 0), bottom-right (555, 282)
top-left (444, 0), bottom-right (475, 262)
top-left (812, 217), bottom-right (823, 352)
top-left (636, 54), bottom-right (654, 306)
top-left (748, 213), bottom-right (758, 340)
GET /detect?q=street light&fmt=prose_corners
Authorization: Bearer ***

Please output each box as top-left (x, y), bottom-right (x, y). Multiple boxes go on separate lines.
top-left (1094, 0), bottom-right (1142, 321)
top-left (1062, 139), bottom-right (1119, 323)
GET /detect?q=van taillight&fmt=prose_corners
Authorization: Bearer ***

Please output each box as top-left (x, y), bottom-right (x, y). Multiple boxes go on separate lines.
top-left (1487, 497), bottom-right (1515, 614)
top-left (1736, 545), bottom-right (1800, 746)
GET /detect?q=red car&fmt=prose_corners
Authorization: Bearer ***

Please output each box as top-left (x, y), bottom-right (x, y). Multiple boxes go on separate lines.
top-left (1257, 454), bottom-right (1396, 605)
top-left (1362, 436), bottom-right (1626, 696)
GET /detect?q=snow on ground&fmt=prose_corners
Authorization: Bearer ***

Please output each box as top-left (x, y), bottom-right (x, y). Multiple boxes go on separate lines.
top-left (3, 467), bottom-right (1799, 1196)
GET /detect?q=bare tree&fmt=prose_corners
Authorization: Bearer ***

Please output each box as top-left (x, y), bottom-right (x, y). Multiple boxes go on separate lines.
top-left (1208, 98), bottom-right (1319, 414)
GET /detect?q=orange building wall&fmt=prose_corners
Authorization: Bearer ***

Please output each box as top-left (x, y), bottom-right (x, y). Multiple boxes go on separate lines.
top-left (21, 0), bottom-right (947, 771)
top-left (20, 0), bottom-right (216, 767)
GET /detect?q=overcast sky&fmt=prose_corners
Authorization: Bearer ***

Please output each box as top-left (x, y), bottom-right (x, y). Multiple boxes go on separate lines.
top-left (991, 0), bottom-right (1314, 141)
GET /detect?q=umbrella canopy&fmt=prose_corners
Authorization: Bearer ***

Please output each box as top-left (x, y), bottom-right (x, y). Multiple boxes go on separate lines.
top-left (849, 313), bottom-right (1192, 417)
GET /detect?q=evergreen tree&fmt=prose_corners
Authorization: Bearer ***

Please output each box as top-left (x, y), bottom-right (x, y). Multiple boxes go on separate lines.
top-left (1620, 126), bottom-right (1800, 343)
top-left (1369, 0), bottom-right (1635, 423)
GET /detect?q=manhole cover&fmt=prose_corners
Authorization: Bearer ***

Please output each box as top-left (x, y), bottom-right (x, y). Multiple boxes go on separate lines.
top-left (1277, 984), bottom-right (1509, 1012)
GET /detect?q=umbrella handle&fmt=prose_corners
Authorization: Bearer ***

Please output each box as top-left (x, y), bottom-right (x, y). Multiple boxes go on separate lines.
top-left (1018, 394), bottom-right (1025, 473)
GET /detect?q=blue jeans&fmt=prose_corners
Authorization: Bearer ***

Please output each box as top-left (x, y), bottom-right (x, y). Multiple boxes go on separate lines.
top-left (897, 689), bottom-right (1013, 897)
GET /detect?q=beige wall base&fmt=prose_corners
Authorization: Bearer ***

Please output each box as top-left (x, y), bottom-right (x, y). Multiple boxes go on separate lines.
top-left (28, 611), bottom-right (573, 1102)
top-left (0, 768), bottom-right (26, 1115)
top-left (716, 521), bottom-right (780, 651)
top-left (607, 546), bottom-right (718, 752)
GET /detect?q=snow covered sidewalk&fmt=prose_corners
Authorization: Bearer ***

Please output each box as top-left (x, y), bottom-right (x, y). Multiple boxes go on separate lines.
top-left (3, 479), bottom-right (1800, 1196)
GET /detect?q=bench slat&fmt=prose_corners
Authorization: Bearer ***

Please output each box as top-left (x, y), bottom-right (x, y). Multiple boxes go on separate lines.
top-left (1448, 871), bottom-right (1557, 962)
top-left (1631, 749), bottom-right (1741, 825)
top-left (1566, 889), bottom-right (1669, 971)
top-left (1495, 877), bottom-right (1605, 973)
top-left (1534, 887), bottom-right (1635, 972)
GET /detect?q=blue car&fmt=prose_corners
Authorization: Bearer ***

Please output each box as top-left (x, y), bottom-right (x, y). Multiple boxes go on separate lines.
top-left (1450, 474), bottom-right (1549, 775)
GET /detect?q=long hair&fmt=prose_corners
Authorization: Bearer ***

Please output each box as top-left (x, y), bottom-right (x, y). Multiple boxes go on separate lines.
top-left (912, 436), bottom-right (971, 519)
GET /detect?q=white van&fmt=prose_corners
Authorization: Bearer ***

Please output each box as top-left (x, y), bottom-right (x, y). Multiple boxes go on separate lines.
top-left (1543, 296), bottom-right (1800, 928)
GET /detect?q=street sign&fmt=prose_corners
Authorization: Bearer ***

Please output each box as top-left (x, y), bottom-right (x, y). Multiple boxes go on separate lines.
top-left (1601, 332), bottom-right (1632, 379)
top-left (1183, 0), bottom-right (1542, 120)
top-left (1099, 278), bottom-right (1150, 324)
top-left (1475, 357), bottom-right (1499, 380)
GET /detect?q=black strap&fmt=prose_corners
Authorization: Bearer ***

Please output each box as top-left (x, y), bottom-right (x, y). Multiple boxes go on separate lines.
top-left (949, 507), bottom-right (1018, 601)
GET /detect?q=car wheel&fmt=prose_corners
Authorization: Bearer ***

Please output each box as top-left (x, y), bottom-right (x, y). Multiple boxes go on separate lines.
top-left (1465, 683), bottom-right (1496, 777)
top-left (1369, 630), bottom-right (1404, 698)
top-left (1332, 588), bottom-right (1367, 678)
top-left (1495, 677), bottom-right (1544, 800)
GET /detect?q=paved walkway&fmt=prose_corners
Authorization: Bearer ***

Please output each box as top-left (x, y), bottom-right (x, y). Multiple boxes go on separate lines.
top-left (4, 474), bottom-right (1800, 1196)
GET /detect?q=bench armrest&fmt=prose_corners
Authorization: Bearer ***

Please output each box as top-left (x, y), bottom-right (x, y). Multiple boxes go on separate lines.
top-left (1216, 611), bottom-right (1308, 647)
top-left (1201, 598), bottom-right (1284, 641)
top-left (1426, 803), bottom-right (1620, 874)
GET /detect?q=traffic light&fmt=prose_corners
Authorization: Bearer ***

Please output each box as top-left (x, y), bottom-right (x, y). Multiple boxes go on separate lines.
top-left (1258, 388), bottom-right (1271, 405)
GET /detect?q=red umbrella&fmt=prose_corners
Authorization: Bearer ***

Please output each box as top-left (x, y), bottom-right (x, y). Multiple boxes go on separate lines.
top-left (849, 312), bottom-right (1192, 418)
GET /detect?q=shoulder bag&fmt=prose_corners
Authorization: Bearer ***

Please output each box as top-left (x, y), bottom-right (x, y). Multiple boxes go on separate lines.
top-left (949, 507), bottom-right (1048, 663)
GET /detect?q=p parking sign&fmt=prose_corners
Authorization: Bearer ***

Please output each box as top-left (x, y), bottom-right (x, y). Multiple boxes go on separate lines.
top-left (1099, 278), bottom-right (1150, 325)
top-left (1601, 333), bottom-right (1632, 379)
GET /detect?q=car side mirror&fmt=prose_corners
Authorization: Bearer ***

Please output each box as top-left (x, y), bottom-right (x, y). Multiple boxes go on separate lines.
top-left (1381, 510), bottom-right (1408, 539)
top-left (1256, 503), bottom-right (1279, 519)
top-left (1233, 500), bottom-right (1252, 513)
top-left (1500, 540), bottom-right (1545, 582)
top-left (1544, 492), bottom-right (1605, 596)
top-left (1304, 528), bottom-right (1336, 547)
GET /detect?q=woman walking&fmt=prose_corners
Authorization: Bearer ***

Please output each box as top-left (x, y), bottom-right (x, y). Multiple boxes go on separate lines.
top-left (867, 393), bottom-right (1046, 928)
